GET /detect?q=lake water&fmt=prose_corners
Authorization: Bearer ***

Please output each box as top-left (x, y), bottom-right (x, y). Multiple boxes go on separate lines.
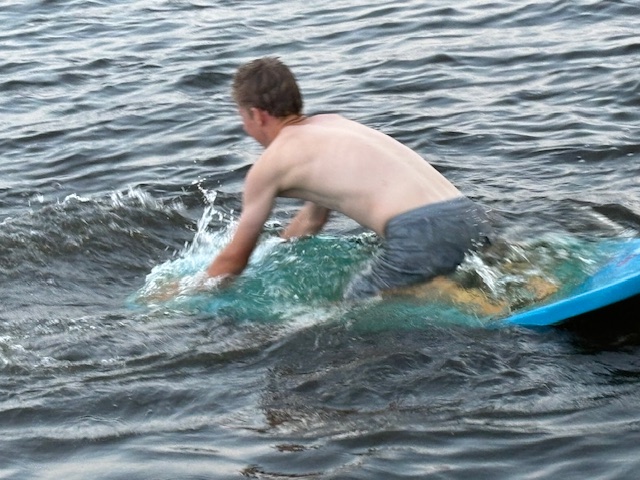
top-left (1, 0), bottom-right (640, 478)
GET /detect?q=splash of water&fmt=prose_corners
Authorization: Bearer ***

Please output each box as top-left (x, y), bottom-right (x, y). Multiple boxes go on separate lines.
top-left (134, 195), bottom-right (611, 330)
top-left (134, 190), bottom-right (234, 299)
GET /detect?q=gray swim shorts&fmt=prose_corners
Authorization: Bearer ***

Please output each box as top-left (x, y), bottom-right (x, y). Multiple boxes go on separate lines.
top-left (343, 196), bottom-right (492, 299)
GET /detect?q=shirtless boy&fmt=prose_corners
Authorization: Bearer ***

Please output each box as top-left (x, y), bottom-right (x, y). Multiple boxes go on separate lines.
top-left (206, 57), bottom-right (492, 299)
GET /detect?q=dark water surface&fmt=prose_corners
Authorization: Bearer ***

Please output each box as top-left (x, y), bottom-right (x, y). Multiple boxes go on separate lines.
top-left (2, 0), bottom-right (640, 478)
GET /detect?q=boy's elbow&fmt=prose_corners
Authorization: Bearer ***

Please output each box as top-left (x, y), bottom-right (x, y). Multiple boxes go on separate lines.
top-left (311, 209), bottom-right (330, 232)
top-left (310, 217), bottom-right (326, 234)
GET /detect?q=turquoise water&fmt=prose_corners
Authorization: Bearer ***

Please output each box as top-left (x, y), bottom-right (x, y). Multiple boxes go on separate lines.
top-left (2, 0), bottom-right (640, 479)
top-left (133, 201), bottom-right (612, 328)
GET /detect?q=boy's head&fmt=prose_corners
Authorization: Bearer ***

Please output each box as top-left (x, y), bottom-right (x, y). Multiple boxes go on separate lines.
top-left (232, 57), bottom-right (303, 118)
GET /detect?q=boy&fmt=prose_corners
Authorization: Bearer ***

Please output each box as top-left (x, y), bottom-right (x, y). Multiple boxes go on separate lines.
top-left (206, 57), bottom-right (491, 299)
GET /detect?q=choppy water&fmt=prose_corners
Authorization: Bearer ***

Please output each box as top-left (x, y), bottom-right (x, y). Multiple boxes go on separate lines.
top-left (2, 0), bottom-right (640, 478)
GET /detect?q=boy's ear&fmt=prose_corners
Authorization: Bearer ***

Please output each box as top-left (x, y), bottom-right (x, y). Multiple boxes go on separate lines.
top-left (251, 107), bottom-right (269, 126)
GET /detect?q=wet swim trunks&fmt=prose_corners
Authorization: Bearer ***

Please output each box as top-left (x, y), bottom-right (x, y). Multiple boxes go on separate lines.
top-left (343, 196), bottom-right (492, 299)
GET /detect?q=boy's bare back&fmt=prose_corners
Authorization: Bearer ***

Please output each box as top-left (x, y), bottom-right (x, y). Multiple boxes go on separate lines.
top-left (250, 113), bottom-right (462, 237)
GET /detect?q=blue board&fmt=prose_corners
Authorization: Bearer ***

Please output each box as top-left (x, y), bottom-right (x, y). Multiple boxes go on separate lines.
top-left (502, 239), bottom-right (640, 327)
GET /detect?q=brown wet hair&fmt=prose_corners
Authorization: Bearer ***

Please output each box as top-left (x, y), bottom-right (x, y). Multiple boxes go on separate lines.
top-left (232, 57), bottom-right (303, 118)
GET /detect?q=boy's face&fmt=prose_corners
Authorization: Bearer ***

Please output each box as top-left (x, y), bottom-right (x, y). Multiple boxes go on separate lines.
top-left (238, 107), bottom-right (267, 146)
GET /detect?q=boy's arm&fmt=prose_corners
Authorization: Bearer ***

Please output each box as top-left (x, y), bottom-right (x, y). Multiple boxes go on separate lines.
top-left (281, 201), bottom-right (330, 240)
top-left (205, 218), bottom-right (262, 278)
top-left (206, 166), bottom-right (276, 278)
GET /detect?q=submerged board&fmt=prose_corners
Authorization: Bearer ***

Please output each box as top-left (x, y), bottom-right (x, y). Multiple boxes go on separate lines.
top-left (503, 239), bottom-right (640, 327)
